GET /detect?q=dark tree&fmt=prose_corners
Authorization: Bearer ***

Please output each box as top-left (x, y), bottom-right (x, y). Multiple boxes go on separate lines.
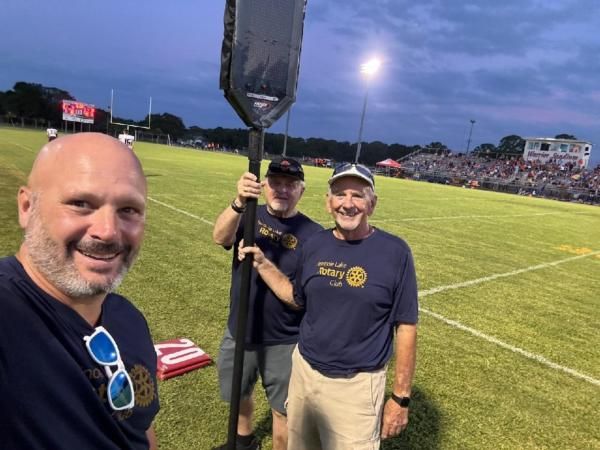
top-left (497, 135), bottom-right (525, 155)
top-left (555, 133), bottom-right (577, 140)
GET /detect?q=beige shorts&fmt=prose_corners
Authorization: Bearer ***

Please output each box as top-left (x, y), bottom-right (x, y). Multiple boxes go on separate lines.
top-left (287, 347), bottom-right (387, 450)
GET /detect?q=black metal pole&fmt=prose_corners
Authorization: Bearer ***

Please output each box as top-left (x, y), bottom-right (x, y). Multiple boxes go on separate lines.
top-left (355, 84), bottom-right (370, 164)
top-left (466, 119), bottom-right (476, 154)
top-left (282, 108), bottom-right (291, 157)
top-left (227, 127), bottom-right (264, 450)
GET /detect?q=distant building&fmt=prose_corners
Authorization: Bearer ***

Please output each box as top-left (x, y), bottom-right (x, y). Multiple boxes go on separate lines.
top-left (523, 137), bottom-right (592, 168)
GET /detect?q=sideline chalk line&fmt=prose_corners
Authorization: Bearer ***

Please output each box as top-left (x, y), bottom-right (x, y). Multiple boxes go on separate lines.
top-left (420, 307), bottom-right (600, 387)
top-left (148, 196), bottom-right (214, 226)
top-left (420, 250), bottom-right (600, 298)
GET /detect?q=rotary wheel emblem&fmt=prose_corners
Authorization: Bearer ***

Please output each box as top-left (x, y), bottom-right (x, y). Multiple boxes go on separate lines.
top-left (346, 266), bottom-right (367, 287)
top-left (130, 364), bottom-right (155, 407)
top-left (281, 233), bottom-right (298, 250)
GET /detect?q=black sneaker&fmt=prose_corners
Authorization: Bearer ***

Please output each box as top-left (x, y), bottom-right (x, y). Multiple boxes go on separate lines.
top-left (213, 436), bottom-right (260, 450)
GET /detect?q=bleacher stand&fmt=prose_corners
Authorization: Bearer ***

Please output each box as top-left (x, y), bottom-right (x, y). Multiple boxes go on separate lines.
top-left (399, 152), bottom-right (600, 205)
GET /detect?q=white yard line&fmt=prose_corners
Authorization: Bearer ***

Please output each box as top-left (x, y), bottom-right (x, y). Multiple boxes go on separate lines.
top-left (419, 251), bottom-right (600, 298)
top-left (0, 139), bottom-right (36, 153)
top-left (419, 250), bottom-right (600, 387)
top-left (420, 307), bottom-right (600, 387)
top-left (148, 196), bottom-right (214, 226)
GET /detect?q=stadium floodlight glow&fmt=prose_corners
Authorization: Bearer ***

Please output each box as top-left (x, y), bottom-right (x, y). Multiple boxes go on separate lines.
top-left (355, 57), bottom-right (382, 163)
top-left (360, 58), bottom-right (382, 77)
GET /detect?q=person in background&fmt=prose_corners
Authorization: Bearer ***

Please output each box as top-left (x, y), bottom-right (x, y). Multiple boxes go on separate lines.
top-left (118, 130), bottom-right (135, 150)
top-left (46, 127), bottom-right (58, 141)
top-left (239, 163), bottom-right (418, 449)
top-left (0, 132), bottom-right (159, 449)
top-left (212, 157), bottom-right (323, 450)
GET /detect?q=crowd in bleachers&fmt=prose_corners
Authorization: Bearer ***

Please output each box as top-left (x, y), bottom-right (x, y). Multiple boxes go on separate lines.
top-left (400, 152), bottom-right (600, 202)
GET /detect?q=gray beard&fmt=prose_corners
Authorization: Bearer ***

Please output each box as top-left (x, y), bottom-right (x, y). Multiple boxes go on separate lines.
top-left (24, 207), bottom-right (134, 298)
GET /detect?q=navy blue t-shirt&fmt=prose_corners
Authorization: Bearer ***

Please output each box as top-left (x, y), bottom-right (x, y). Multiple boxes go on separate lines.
top-left (295, 228), bottom-right (418, 375)
top-left (0, 256), bottom-right (160, 450)
top-left (227, 205), bottom-right (323, 346)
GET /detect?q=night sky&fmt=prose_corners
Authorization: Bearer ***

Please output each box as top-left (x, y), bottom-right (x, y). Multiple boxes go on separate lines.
top-left (2, 0), bottom-right (599, 164)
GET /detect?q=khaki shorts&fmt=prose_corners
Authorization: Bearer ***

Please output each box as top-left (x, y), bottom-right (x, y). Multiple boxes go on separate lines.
top-left (287, 347), bottom-right (387, 450)
top-left (217, 329), bottom-right (294, 414)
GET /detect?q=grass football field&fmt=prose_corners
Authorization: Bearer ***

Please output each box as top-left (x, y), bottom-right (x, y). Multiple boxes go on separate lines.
top-left (1, 128), bottom-right (599, 449)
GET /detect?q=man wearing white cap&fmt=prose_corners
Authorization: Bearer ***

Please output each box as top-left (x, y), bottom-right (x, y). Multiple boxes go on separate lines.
top-left (239, 162), bottom-right (419, 449)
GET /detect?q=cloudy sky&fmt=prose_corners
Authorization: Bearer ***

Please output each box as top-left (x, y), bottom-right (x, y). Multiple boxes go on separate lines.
top-left (2, 0), bottom-right (600, 164)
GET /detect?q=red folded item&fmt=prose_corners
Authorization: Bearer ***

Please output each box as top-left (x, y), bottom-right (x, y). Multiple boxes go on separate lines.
top-left (157, 359), bottom-right (212, 380)
top-left (154, 338), bottom-right (212, 381)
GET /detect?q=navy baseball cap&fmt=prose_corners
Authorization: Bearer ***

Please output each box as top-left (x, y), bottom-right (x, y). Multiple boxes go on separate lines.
top-left (266, 157), bottom-right (304, 181)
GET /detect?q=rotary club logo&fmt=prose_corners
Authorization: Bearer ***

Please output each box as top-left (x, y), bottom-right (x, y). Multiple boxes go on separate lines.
top-left (130, 364), bottom-right (156, 407)
top-left (281, 233), bottom-right (298, 250)
top-left (346, 266), bottom-right (367, 288)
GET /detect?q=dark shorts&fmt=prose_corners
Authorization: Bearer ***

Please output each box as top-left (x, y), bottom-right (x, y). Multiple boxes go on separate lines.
top-left (217, 329), bottom-right (295, 414)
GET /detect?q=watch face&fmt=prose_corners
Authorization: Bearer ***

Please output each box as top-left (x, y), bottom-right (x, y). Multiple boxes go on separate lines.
top-left (392, 394), bottom-right (410, 407)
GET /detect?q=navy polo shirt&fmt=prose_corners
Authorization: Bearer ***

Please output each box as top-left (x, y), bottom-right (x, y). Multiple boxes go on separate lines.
top-left (294, 228), bottom-right (418, 375)
top-left (227, 205), bottom-right (323, 346)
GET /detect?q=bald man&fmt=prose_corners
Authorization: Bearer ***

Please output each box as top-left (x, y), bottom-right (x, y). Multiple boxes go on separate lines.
top-left (0, 133), bottom-right (160, 449)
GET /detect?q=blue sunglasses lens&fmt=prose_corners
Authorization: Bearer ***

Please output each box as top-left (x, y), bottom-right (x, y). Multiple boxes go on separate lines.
top-left (109, 371), bottom-right (134, 409)
top-left (355, 164), bottom-right (373, 180)
top-left (88, 331), bottom-right (118, 365)
top-left (333, 163), bottom-right (351, 175)
top-left (333, 163), bottom-right (374, 182)
top-left (84, 327), bottom-right (135, 411)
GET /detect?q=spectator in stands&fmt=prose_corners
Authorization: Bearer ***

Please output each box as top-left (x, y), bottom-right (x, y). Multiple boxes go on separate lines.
top-left (0, 133), bottom-right (159, 449)
top-left (401, 150), bottom-right (600, 203)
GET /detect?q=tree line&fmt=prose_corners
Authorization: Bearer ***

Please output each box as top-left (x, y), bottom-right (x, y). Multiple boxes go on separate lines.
top-left (0, 81), bottom-right (577, 165)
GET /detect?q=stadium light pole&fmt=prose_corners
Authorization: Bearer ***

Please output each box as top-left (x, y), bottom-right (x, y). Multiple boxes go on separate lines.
top-left (466, 119), bottom-right (476, 154)
top-left (355, 58), bottom-right (381, 163)
top-left (282, 107), bottom-right (292, 156)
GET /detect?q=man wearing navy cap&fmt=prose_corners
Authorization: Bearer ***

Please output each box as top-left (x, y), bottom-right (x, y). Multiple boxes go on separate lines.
top-left (239, 163), bottom-right (418, 449)
top-left (212, 157), bottom-right (322, 450)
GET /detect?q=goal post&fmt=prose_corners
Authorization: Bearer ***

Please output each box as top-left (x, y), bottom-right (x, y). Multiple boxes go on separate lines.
top-left (109, 89), bottom-right (152, 131)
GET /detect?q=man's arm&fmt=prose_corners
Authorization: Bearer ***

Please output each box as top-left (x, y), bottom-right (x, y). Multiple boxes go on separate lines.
top-left (381, 323), bottom-right (417, 439)
top-left (212, 172), bottom-right (262, 246)
top-left (238, 243), bottom-right (299, 309)
top-left (146, 424), bottom-right (157, 450)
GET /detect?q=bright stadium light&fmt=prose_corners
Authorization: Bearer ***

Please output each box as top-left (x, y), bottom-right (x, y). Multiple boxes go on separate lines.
top-left (355, 57), bottom-right (382, 163)
top-left (360, 58), bottom-right (382, 77)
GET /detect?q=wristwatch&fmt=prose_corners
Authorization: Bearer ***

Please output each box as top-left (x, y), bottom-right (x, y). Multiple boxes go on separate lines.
top-left (391, 393), bottom-right (410, 408)
top-left (230, 199), bottom-right (246, 214)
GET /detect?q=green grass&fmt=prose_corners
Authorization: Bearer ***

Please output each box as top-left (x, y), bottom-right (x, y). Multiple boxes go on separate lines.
top-left (1, 127), bottom-right (599, 449)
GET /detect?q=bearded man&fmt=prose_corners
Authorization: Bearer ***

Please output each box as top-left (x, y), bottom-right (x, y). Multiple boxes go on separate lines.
top-left (0, 133), bottom-right (159, 449)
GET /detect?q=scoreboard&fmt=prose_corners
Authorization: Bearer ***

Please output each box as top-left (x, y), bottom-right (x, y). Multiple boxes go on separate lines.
top-left (62, 100), bottom-right (96, 124)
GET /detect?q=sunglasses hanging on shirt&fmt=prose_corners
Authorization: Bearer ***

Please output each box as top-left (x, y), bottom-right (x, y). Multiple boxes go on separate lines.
top-left (83, 326), bottom-right (135, 411)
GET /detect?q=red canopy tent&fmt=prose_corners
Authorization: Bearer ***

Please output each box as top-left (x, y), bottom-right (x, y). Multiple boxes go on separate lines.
top-left (375, 158), bottom-right (402, 168)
